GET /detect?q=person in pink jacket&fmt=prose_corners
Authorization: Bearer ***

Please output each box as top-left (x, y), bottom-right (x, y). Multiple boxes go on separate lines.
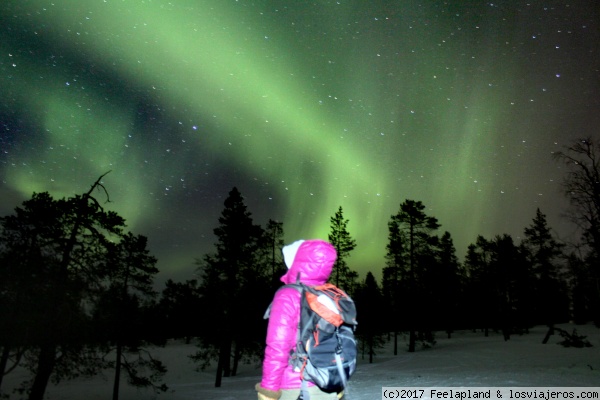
top-left (255, 239), bottom-right (342, 400)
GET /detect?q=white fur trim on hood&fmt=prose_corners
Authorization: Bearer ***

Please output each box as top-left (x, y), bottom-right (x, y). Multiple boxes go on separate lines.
top-left (282, 240), bottom-right (305, 269)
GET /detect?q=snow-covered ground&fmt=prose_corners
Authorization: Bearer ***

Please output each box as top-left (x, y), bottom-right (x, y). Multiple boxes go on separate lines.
top-left (3, 324), bottom-right (599, 399)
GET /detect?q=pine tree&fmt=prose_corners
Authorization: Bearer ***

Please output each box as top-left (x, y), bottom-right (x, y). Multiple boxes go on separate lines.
top-left (194, 187), bottom-right (266, 387)
top-left (488, 234), bottom-right (525, 340)
top-left (521, 208), bottom-right (568, 328)
top-left (96, 232), bottom-right (166, 400)
top-left (463, 236), bottom-right (495, 336)
top-left (467, 234), bottom-right (533, 340)
top-left (354, 272), bottom-right (385, 363)
top-left (382, 217), bottom-right (408, 355)
top-left (328, 206), bottom-right (357, 293)
top-left (0, 173), bottom-right (127, 400)
top-left (434, 231), bottom-right (463, 338)
top-left (263, 219), bottom-right (285, 289)
top-left (391, 199), bottom-right (440, 352)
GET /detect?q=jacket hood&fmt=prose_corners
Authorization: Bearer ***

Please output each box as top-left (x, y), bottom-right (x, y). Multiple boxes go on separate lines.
top-left (280, 239), bottom-right (337, 285)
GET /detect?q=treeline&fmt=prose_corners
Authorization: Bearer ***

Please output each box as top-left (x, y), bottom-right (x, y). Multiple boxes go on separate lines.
top-left (1, 137), bottom-right (600, 398)
top-left (376, 202), bottom-right (570, 357)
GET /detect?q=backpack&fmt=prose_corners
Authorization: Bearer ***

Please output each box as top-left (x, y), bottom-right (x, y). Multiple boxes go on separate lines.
top-left (266, 282), bottom-right (358, 399)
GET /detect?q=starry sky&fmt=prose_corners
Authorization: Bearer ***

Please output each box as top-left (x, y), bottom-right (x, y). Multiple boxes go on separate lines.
top-left (1, 0), bottom-right (599, 284)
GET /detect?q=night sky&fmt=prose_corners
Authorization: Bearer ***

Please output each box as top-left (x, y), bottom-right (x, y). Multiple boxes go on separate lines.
top-left (1, 1), bottom-right (599, 283)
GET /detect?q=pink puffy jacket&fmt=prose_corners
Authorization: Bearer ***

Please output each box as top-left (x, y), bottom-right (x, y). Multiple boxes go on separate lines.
top-left (260, 239), bottom-right (337, 391)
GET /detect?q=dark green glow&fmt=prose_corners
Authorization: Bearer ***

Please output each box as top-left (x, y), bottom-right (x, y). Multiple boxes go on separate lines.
top-left (1, 1), bottom-right (597, 277)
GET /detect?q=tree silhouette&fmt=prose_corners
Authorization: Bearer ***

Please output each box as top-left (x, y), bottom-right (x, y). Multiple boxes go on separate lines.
top-left (391, 200), bottom-right (440, 352)
top-left (382, 216), bottom-right (408, 355)
top-left (489, 234), bottom-right (530, 340)
top-left (465, 234), bottom-right (534, 339)
top-left (263, 219), bottom-right (285, 289)
top-left (566, 252), bottom-right (591, 324)
top-left (194, 187), bottom-right (267, 387)
top-left (96, 232), bottom-right (166, 400)
top-left (521, 209), bottom-right (568, 331)
top-left (463, 236), bottom-right (495, 336)
top-left (0, 173), bottom-right (127, 400)
top-left (553, 137), bottom-right (600, 323)
top-left (432, 231), bottom-right (463, 338)
top-left (158, 279), bottom-right (203, 342)
top-left (328, 206), bottom-right (358, 293)
top-left (354, 272), bottom-right (386, 363)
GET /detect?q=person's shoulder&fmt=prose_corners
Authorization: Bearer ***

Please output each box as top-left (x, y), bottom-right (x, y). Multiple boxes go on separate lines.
top-left (273, 284), bottom-right (302, 301)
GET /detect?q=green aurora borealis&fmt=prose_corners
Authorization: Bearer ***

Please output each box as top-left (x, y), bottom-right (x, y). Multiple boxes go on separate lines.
top-left (1, 1), bottom-right (599, 281)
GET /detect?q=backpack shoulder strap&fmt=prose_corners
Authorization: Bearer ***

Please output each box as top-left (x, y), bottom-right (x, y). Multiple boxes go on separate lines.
top-left (263, 283), bottom-right (305, 319)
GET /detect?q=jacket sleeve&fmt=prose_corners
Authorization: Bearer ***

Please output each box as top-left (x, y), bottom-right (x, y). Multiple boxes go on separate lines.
top-left (260, 287), bottom-right (300, 391)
